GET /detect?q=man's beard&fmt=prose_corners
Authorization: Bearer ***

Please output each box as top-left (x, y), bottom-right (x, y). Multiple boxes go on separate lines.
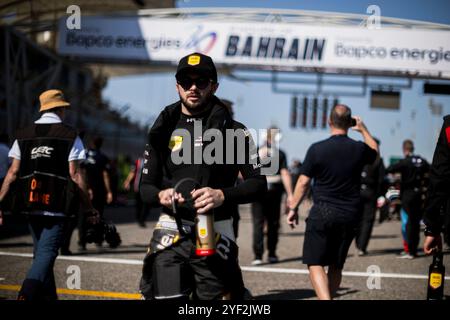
top-left (180, 90), bottom-right (213, 112)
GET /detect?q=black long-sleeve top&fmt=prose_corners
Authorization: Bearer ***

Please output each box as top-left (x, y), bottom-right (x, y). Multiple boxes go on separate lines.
top-left (386, 154), bottom-right (430, 196)
top-left (140, 98), bottom-right (267, 221)
top-left (423, 115), bottom-right (450, 234)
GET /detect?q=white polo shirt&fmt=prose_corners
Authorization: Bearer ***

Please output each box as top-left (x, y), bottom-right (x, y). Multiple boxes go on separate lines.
top-left (8, 112), bottom-right (86, 161)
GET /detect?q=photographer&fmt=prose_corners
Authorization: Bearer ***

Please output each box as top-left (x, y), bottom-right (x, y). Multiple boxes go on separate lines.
top-left (0, 89), bottom-right (98, 300)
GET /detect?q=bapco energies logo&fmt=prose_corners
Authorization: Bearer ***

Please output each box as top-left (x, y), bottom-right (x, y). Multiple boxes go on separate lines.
top-left (184, 26), bottom-right (217, 54)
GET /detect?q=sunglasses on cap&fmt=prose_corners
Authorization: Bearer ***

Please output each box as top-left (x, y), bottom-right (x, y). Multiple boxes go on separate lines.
top-left (177, 77), bottom-right (212, 90)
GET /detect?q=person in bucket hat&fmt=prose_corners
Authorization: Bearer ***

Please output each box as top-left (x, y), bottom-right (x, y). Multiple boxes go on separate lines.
top-left (0, 89), bottom-right (98, 300)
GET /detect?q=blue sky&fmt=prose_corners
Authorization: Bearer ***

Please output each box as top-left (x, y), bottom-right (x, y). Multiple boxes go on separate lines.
top-left (103, 0), bottom-right (450, 165)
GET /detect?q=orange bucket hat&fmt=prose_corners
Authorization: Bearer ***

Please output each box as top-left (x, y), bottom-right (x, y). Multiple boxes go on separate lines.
top-left (39, 89), bottom-right (70, 112)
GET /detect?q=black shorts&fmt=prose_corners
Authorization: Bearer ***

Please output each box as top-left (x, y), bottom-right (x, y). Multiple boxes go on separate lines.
top-left (302, 206), bottom-right (357, 269)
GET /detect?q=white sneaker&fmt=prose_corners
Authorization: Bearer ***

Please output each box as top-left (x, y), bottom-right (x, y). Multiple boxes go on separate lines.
top-left (397, 254), bottom-right (415, 259)
top-left (251, 259), bottom-right (263, 266)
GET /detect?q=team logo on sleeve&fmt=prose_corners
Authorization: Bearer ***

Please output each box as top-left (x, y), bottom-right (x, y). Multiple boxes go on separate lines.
top-left (169, 136), bottom-right (183, 152)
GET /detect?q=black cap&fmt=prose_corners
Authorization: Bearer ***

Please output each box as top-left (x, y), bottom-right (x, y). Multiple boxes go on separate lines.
top-left (175, 52), bottom-right (217, 83)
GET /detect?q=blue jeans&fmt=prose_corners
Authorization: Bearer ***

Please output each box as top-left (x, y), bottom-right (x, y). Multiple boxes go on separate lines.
top-left (25, 216), bottom-right (65, 298)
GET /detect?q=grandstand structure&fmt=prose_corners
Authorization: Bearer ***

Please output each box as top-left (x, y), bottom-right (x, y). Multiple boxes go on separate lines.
top-left (1, 0), bottom-right (175, 157)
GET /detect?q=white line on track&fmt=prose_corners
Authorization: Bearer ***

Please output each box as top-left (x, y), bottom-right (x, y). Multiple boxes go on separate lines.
top-left (1, 250), bottom-right (448, 280)
top-left (0, 251), bottom-right (142, 265)
top-left (241, 266), bottom-right (450, 280)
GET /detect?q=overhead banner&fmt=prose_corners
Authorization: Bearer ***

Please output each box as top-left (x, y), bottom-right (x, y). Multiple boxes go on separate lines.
top-left (58, 17), bottom-right (450, 78)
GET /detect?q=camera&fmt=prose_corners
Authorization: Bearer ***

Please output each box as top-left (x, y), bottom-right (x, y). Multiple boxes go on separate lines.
top-left (350, 117), bottom-right (357, 127)
top-left (104, 221), bottom-right (122, 248)
top-left (85, 222), bottom-right (104, 244)
top-left (85, 220), bottom-right (121, 248)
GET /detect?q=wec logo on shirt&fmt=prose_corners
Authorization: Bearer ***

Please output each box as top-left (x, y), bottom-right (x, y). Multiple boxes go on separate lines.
top-left (31, 146), bottom-right (54, 159)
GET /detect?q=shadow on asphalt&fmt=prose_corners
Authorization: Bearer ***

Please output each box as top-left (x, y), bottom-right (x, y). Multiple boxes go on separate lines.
top-left (370, 234), bottom-right (399, 239)
top-left (279, 231), bottom-right (305, 237)
top-left (0, 242), bottom-right (33, 248)
top-left (254, 288), bottom-right (316, 300)
top-left (67, 243), bottom-right (149, 256)
top-left (66, 249), bottom-right (148, 256)
top-left (254, 287), bottom-right (358, 300)
top-left (248, 256), bottom-right (303, 266)
top-left (334, 288), bottom-right (359, 298)
top-left (351, 248), bottom-right (405, 257)
top-left (355, 248), bottom-right (450, 258)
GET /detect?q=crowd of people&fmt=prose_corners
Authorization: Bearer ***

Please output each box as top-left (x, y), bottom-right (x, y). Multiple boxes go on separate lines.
top-left (0, 52), bottom-right (448, 301)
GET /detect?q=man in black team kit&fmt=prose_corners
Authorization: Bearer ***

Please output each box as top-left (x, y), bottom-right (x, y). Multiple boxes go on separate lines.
top-left (287, 104), bottom-right (378, 300)
top-left (423, 115), bottom-right (450, 254)
top-left (79, 136), bottom-right (113, 249)
top-left (139, 52), bottom-right (267, 300)
top-left (386, 140), bottom-right (430, 259)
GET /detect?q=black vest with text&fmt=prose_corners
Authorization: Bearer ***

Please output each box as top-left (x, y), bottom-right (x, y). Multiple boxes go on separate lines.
top-left (14, 123), bottom-right (78, 215)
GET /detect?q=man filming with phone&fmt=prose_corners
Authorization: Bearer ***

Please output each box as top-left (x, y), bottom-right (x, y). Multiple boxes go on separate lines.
top-left (286, 104), bottom-right (378, 300)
